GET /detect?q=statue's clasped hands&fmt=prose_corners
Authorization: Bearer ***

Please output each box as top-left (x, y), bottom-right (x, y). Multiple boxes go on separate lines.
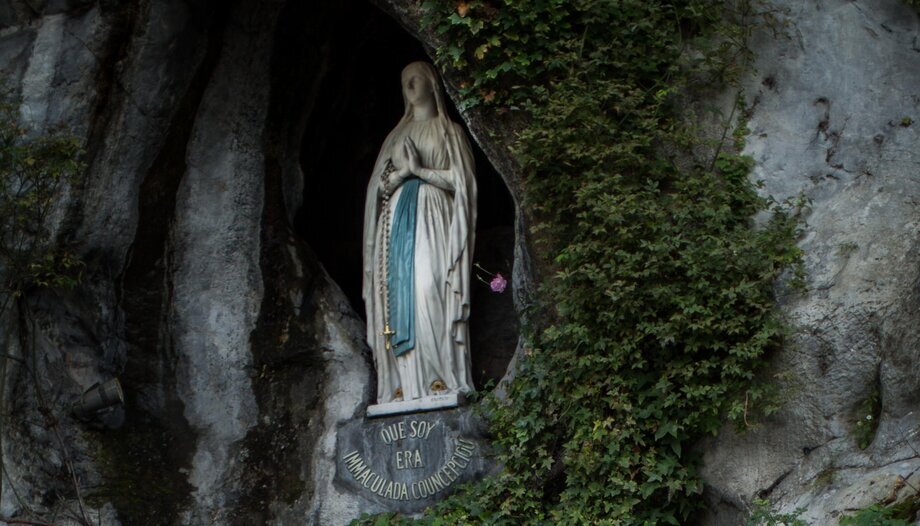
top-left (385, 137), bottom-right (422, 196)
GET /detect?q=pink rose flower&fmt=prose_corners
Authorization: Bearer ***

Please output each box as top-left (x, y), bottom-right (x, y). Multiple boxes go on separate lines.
top-left (489, 273), bottom-right (507, 293)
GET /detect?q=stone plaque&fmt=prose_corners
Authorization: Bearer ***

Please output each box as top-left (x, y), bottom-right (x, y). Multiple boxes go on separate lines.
top-left (334, 407), bottom-right (491, 513)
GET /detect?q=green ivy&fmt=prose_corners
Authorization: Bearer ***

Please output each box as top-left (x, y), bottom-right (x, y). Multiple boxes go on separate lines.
top-left (356, 1), bottom-right (802, 523)
top-left (840, 504), bottom-right (914, 526)
top-left (854, 380), bottom-right (881, 450)
top-left (0, 92), bottom-right (85, 306)
top-left (747, 498), bottom-right (807, 526)
top-left (744, 496), bottom-right (920, 526)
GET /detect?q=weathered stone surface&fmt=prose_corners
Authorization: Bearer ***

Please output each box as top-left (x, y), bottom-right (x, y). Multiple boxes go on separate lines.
top-left (78, 0), bottom-right (210, 262)
top-left (299, 275), bottom-right (372, 525)
top-left (699, 1), bottom-right (920, 523)
top-left (0, 2), bottom-right (139, 522)
top-left (167, 0), bottom-right (277, 520)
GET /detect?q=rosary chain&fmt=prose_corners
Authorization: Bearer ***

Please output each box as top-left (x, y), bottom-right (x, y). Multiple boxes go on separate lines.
top-left (378, 159), bottom-right (397, 350)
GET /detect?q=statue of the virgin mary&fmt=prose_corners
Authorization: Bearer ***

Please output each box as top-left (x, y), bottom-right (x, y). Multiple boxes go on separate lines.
top-left (362, 62), bottom-right (477, 406)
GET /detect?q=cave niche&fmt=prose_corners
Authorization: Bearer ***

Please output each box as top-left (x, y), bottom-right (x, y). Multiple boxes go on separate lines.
top-left (289, 0), bottom-right (518, 389)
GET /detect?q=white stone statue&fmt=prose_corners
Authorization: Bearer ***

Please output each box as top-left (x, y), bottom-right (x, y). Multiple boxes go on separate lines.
top-left (362, 62), bottom-right (477, 406)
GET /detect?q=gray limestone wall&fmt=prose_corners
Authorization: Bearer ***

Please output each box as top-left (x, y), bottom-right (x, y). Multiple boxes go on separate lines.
top-left (0, 0), bottom-right (372, 524)
top-left (700, 1), bottom-right (920, 524)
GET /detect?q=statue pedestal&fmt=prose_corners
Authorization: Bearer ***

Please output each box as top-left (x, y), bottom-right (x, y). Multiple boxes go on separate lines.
top-left (367, 393), bottom-right (463, 418)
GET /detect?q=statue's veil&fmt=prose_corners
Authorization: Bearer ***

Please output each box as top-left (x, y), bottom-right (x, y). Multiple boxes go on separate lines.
top-left (398, 62), bottom-right (450, 134)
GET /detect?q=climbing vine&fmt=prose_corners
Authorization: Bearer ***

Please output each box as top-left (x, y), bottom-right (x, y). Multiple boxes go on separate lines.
top-left (358, 0), bottom-right (801, 523)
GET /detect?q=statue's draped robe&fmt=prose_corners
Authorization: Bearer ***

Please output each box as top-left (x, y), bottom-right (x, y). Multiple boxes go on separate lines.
top-left (362, 118), bottom-right (477, 403)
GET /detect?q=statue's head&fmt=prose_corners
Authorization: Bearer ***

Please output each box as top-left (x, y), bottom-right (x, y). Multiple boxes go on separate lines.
top-left (401, 62), bottom-right (442, 115)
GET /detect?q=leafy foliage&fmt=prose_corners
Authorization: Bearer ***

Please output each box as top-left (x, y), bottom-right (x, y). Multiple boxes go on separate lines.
top-left (0, 93), bottom-right (84, 310)
top-left (840, 505), bottom-right (913, 526)
top-left (854, 380), bottom-right (881, 450)
top-left (747, 498), bottom-right (807, 526)
top-left (356, 0), bottom-right (802, 523)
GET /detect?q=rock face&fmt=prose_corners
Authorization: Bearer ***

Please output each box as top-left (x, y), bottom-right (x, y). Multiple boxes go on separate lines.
top-left (0, 0), bottom-right (519, 524)
top-left (1, 0), bottom-right (918, 524)
top-left (0, 1), bottom-right (374, 524)
top-left (700, 0), bottom-right (920, 523)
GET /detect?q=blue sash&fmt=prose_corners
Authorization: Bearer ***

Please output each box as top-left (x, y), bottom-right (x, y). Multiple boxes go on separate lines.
top-left (388, 177), bottom-right (421, 356)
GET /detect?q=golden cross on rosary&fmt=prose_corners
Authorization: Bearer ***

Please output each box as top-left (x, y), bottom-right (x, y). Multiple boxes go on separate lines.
top-left (382, 323), bottom-right (396, 351)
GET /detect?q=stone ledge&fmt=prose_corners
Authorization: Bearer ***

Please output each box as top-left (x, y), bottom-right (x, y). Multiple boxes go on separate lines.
top-left (367, 393), bottom-right (463, 418)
